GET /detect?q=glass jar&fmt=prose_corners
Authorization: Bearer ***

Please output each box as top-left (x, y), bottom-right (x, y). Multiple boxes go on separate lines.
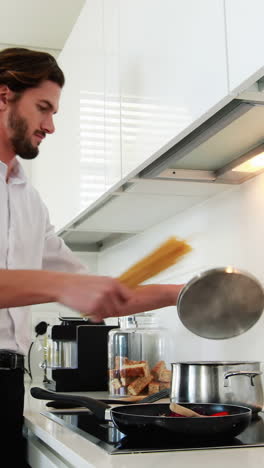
top-left (108, 312), bottom-right (172, 397)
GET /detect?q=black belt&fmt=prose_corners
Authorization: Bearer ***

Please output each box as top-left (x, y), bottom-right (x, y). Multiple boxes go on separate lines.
top-left (0, 352), bottom-right (24, 370)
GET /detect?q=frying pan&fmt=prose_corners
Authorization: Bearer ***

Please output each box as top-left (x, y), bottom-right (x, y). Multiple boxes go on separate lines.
top-left (30, 387), bottom-right (252, 439)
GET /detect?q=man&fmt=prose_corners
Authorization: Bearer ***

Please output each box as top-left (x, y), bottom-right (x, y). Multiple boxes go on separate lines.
top-left (0, 48), bottom-right (183, 465)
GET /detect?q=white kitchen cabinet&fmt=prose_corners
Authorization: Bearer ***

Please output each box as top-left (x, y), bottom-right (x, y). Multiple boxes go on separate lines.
top-left (33, 0), bottom-right (231, 234)
top-left (225, 0), bottom-right (264, 92)
top-left (103, 0), bottom-right (122, 191)
top-left (32, 5), bottom-right (84, 231)
top-left (119, 0), bottom-right (228, 178)
top-left (78, 0), bottom-right (122, 207)
top-left (32, 0), bottom-right (121, 231)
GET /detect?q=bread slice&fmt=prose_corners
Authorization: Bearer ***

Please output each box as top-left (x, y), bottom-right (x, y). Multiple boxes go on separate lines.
top-left (120, 375), bottom-right (134, 386)
top-left (159, 369), bottom-right (172, 383)
top-left (120, 361), bottom-right (150, 378)
top-left (148, 380), bottom-right (160, 394)
top-left (151, 360), bottom-right (166, 380)
top-left (109, 369), bottom-right (120, 380)
top-left (115, 356), bottom-right (129, 369)
top-left (110, 378), bottom-right (122, 390)
top-left (128, 374), bottom-right (153, 396)
top-left (159, 381), bottom-right (170, 390)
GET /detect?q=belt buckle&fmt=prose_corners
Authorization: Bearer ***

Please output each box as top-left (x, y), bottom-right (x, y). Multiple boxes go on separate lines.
top-left (11, 353), bottom-right (17, 369)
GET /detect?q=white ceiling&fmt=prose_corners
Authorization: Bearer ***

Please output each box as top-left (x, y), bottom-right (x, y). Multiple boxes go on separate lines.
top-left (0, 0), bottom-right (86, 56)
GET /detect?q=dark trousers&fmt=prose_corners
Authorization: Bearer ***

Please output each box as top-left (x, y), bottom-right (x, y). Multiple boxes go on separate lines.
top-left (0, 369), bottom-right (28, 466)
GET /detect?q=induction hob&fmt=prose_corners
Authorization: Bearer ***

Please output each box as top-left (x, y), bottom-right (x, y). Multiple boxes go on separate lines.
top-left (42, 410), bottom-right (264, 455)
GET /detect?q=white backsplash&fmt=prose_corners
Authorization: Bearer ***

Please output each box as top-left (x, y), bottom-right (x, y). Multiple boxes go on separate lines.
top-left (97, 172), bottom-right (264, 363)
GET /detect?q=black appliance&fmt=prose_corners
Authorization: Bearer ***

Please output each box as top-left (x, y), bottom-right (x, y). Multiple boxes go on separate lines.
top-left (42, 409), bottom-right (264, 454)
top-left (45, 318), bottom-right (117, 392)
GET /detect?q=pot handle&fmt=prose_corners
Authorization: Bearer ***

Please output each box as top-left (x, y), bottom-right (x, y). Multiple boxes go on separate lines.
top-left (30, 387), bottom-right (109, 421)
top-left (224, 371), bottom-right (262, 387)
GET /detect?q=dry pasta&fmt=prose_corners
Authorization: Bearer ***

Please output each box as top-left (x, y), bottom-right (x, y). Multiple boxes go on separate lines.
top-left (117, 237), bottom-right (192, 288)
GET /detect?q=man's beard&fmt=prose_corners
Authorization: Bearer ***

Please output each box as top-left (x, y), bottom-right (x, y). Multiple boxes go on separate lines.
top-left (8, 109), bottom-right (39, 160)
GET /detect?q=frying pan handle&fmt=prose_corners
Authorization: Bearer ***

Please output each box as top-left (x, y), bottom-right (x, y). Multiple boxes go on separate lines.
top-left (223, 371), bottom-right (262, 387)
top-left (30, 387), bottom-right (109, 422)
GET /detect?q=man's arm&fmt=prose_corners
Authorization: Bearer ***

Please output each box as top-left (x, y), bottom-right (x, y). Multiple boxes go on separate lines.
top-left (115, 284), bottom-right (184, 317)
top-left (0, 269), bottom-right (132, 318)
top-left (38, 207), bottom-right (184, 319)
top-left (0, 269), bottom-right (184, 321)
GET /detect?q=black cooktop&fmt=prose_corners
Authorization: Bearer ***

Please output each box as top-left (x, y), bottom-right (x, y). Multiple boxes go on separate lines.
top-left (42, 410), bottom-right (264, 455)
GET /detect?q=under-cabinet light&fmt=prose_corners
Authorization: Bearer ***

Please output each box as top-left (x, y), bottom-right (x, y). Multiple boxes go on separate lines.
top-left (232, 151), bottom-right (264, 173)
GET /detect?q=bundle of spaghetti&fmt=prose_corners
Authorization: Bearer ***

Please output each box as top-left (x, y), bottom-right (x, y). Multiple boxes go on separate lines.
top-left (118, 237), bottom-right (192, 289)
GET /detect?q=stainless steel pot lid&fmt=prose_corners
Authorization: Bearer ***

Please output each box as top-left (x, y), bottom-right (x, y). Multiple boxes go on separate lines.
top-left (177, 267), bottom-right (264, 339)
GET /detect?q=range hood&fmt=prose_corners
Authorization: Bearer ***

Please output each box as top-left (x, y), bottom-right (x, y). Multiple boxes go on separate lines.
top-left (60, 80), bottom-right (264, 252)
top-left (140, 80), bottom-right (264, 184)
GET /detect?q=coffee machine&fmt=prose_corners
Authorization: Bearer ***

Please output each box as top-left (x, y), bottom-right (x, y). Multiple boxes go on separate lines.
top-left (44, 318), bottom-right (117, 392)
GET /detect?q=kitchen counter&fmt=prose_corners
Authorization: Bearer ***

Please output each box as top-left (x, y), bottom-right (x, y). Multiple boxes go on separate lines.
top-left (24, 383), bottom-right (264, 468)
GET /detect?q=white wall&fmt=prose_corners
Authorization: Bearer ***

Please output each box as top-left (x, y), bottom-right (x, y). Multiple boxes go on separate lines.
top-left (97, 173), bottom-right (264, 363)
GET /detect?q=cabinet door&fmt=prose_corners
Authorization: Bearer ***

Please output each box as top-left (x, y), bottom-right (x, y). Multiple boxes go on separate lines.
top-left (32, 0), bottom-right (113, 231)
top-left (225, 0), bottom-right (264, 92)
top-left (104, 0), bottom-right (122, 191)
top-left (120, 0), bottom-right (228, 178)
top-left (32, 0), bottom-right (123, 231)
top-left (27, 432), bottom-right (70, 467)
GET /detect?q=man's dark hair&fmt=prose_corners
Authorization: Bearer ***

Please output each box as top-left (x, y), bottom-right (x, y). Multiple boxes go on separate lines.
top-left (0, 47), bottom-right (65, 93)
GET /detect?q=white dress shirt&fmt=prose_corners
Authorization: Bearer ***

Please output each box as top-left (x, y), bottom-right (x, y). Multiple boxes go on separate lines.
top-left (0, 159), bottom-right (88, 355)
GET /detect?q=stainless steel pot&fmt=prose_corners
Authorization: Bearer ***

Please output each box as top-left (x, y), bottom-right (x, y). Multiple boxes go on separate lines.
top-left (171, 361), bottom-right (264, 413)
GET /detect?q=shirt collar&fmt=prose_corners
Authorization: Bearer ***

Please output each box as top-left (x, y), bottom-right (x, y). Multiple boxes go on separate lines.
top-left (0, 158), bottom-right (27, 185)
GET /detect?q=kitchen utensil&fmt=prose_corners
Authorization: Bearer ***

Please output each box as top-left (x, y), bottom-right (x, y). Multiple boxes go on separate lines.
top-left (135, 387), bottom-right (170, 402)
top-left (177, 267), bottom-right (264, 339)
top-left (45, 387), bottom-right (171, 409)
top-left (31, 387), bottom-right (252, 439)
top-left (171, 361), bottom-right (264, 413)
top-left (169, 402), bottom-right (202, 417)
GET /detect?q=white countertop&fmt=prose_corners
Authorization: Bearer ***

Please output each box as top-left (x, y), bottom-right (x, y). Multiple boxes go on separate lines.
top-left (24, 383), bottom-right (264, 468)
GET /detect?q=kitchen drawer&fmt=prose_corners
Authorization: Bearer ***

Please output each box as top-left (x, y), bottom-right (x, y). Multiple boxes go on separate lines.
top-left (27, 431), bottom-right (71, 468)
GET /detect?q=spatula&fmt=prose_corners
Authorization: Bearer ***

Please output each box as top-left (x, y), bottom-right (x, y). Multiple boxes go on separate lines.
top-left (169, 401), bottom-right (203, 417)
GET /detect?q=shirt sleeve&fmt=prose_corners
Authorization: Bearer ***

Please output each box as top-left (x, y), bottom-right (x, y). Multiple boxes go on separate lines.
top-left (42, 206), bottom-right (89, 275)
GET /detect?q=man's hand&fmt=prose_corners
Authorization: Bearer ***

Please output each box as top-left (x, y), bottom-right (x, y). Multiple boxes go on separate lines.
top-left (55, 274), bottom-right (133, 322)
top-left (55, 277), bottom-right (184, 322)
